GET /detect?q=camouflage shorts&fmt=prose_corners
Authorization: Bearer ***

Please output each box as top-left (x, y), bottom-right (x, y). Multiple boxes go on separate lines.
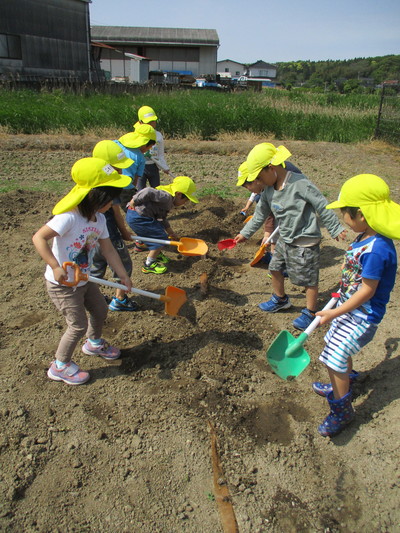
top-left (269, 239), bottom-right (320, 286)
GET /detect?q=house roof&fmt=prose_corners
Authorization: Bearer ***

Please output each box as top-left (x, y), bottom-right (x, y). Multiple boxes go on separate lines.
top-left (217, 59), bottom-right (244, 66)
top-left (248, 60), bottom-right (277, 69)
top-left (90, 26), bottom-right (219, 46)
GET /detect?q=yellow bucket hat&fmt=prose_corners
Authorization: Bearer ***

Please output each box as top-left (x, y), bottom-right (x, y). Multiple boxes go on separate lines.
top-left (236, 161), bottom-right (249, 187)
top-left (92, 140), bottom-right (133, 169)
top-left (326, 174), bottom-right (400, 239)
top-left (138, 105), bottom-right (158, 123)
top-left (119, 124), bottom-right (157, 149)
top-left (157, 176), bottom-right (199, 203)
top-left (247, 143), bottom-right (292, 181)
top-left (52, 157), bottom-right (132, 215)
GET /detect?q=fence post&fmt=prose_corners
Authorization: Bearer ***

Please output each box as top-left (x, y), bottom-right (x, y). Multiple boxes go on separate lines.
top-left (374, 84), bottom-right (385, 139)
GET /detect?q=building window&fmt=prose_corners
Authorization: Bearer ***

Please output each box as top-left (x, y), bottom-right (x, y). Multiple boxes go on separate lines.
top-left (224, 67), bottom-right (229, 72)
top-left (235, 71), bottom-right (240, 75)
top-left (0, 34), bottom-right (22, 59)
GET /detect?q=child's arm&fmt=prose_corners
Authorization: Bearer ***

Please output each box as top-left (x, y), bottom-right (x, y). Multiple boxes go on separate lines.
top-left (237, 190), bottom-right (272, 241)
top-left (32, 225), bottom-right (67, 283)
top-left (316, 278), bottom-right (379, 325)
top-left (112, 205), bottom-right (133, 241)
top-left (99, 238), bottom-right (132, 291)
top-left (165, 225), bottom-right (179, 241)
top-left (241, 197), bottom-right (254, 214)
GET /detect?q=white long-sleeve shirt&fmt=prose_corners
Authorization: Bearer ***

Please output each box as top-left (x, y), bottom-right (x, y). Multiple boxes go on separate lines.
top-left (145, 131), bottom-right (169, 171)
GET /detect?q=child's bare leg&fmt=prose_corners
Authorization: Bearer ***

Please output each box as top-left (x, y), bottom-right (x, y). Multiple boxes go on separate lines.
top-left (147, 247), bottom-right (163, 261)
top-left (305, 285), bottom-right (318, 311)
top-left (115, 288), bottom-right (126, 300)
top-left (328, 367), bottom-right (350, 399)
top-left (271, 271), bottom-right (285, 297)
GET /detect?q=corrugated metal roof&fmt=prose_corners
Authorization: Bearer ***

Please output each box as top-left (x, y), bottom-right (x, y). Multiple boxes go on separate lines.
top-left (90, 26), bottom-right (219, 46)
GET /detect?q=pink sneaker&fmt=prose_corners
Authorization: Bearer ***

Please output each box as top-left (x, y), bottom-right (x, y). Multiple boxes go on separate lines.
top-left (82, 339), bottom-right (121, 360)
top-left (47, 361), bottom-right (90, 385)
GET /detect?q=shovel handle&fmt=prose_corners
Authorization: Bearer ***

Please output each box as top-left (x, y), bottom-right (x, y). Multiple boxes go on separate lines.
top-left (61, 262), bottom-right (166, 302)
top-left (262, 225), bottom-right (280, 245)
top-left (133, 235), bottom-right (178, 247)
top-left (303, 293), bottom-right (340, 336)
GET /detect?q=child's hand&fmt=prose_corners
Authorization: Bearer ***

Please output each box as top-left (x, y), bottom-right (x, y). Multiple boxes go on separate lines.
top-left (53, 265), bottom-right (67, 284)
top-left (234, 234), bottom-right (247, 243)
top-left (120, 275), bottom-right (132, 292)
top-left (120, 229), bottom-right (134, 241)
top-left (316, 309), bottom-right (336, 325)
top-left (335, 230), bottom-right (347, 241)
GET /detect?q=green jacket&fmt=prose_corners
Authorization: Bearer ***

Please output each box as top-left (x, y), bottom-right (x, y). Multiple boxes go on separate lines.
top-left (241, 172), bottom-right (344, 244)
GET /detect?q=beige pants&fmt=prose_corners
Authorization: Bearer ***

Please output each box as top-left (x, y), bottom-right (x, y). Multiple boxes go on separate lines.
top-left (46, 280), bottom-right (108, 363)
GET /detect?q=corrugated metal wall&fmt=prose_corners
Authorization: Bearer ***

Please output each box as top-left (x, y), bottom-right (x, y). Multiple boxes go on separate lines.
top-left (0, 0), bottom-right (91, 80)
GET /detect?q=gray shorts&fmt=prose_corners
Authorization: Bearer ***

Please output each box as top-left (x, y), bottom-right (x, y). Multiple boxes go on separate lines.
top-left (269, 239), bottom-right (320, 287)
top-left (91, 239), bottom-right (132, 280)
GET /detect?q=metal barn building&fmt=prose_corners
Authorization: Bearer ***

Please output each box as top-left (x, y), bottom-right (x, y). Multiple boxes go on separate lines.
top-left (90, 26), bottom-right (219, 80)
top-left (0, 0), bottom-right (92, 81)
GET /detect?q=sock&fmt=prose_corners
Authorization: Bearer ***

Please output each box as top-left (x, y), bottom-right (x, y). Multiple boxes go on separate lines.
top-left (145, 258), bottom-right (156, 266)
top-left (55, 360), bottom-right (67, 369)
top-left (89, 338), bottom-right (102, 346)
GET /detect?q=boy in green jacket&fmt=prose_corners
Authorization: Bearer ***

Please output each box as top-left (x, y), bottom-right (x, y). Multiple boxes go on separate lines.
top-left (234, 142), bottom-right (347, 330)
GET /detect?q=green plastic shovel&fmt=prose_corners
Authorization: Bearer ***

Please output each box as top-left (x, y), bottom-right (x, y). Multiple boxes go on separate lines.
top-left (266, 292), bottom-right (340, 380)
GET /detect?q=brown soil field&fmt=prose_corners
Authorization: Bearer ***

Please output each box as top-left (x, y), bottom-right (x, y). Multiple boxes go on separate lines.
top-left (0, 134), bottom-right (399, 532)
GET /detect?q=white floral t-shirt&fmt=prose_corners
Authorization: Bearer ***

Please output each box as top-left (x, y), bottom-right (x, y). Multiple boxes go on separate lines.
top-left (44, 209), bottom-right (109, 286)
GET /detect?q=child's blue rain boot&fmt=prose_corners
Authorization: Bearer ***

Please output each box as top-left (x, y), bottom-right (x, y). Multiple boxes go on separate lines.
top-left (318, 390), bottom-right (355, 437)
top-left (312, 370), bottom-right (359, 397)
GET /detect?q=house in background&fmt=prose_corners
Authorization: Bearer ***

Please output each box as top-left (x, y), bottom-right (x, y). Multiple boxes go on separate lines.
top-left (246, 60), bottom-right (277, 79)
top-left (217, 59), bottom-right (246, 78)
top-left (0, 0), bottom-right (93, 81)
top-left (91, 26), bottom-right (219, 79)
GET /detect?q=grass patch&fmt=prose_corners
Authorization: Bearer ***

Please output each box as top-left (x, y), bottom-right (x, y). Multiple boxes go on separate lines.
top-left (0, 88), bottom-right (383, 143)
top-left (198, 185), bottom-right (240, 199)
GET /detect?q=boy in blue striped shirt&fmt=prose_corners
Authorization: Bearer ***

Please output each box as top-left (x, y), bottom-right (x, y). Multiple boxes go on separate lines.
top-left (313, 174), bottom-right (399, 437)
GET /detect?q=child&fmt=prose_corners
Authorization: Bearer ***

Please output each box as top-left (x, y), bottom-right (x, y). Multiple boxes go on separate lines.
top-left (237, 158), bottom-right (302, 265)
top-left (32, 157), bottom-right (133, 385)
top-left (91, 140), bottom-right (138, 312)
top-left (134, 105), bottom-right (173, 190)
top-left (114, 122), bottom-right (156, 206)
top-left (126, 176), bottom-right (198, 274)
top-left (234, 142), bottom-right (346, 330)
top-left (313, 174), bottom-right (399, 437)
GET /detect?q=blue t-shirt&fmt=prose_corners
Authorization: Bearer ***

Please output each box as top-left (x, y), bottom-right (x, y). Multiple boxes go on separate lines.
top-left (339, 233), bottom-right (397, 324)
top-left (114, 140), bottom-right (146, 189)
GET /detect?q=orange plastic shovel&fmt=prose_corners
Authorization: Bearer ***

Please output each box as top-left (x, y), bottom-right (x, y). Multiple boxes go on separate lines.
top-left (61, 262), bottom-right (187, 316)
top-left (133, 235), bottom-right (208, 257)
top-left (250, 226), bottom-right (280, 267)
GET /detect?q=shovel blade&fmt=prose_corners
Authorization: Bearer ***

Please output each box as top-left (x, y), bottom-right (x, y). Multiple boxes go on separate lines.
top-left (177, 237), bottom-right (208, 256)
top-left (250, 244), bottom-right (267, 267)
top-left (266, 330), bottom-right (310, 380)
top-left (217, 238), bottom-right (236, 251)
top-left (164, 286), bottom-right (187, 316)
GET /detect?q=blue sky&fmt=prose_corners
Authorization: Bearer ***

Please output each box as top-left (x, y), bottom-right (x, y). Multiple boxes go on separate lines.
top-left (89, 0), bottom-right (400, 63)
